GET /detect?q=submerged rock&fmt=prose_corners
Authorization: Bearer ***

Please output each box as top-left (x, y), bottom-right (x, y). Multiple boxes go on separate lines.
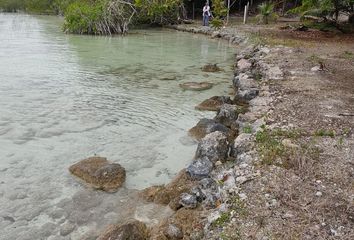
top-left (195, 131), bottom-right (229, 163)
top-left (97, 220), bottom-right (149, 240)
top-left (186, 157), bottom-right (213, 180)
top-left (69, 157), bottom-right (126, 192)
top-left (179, 82), bottom-right (213, 91)
top-left (188, 118), bottom-right (230, 140)
top-left (195, 96), bottom-right (233, 111)
top-left (140, 170), bottom-right (195, 209)
top-left (201, 63), bottom-right (222, 72)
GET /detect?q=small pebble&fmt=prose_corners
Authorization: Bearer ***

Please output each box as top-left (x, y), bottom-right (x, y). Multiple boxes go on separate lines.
top-left (316, 191), bottom-right (322, 197)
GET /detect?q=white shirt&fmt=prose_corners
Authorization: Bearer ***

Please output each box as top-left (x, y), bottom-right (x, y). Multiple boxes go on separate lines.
top-left (203, 6), bottom-right (210, 16)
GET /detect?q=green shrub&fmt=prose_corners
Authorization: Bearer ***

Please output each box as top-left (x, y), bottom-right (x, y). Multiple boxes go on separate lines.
top-left (256, 2), bottom-right (278, 24)
top-left (210, 17), bottom-right (223, 29)
top-left (134, 0), bottom-right (183, 25)
top-left (64, 0), bottom-right (136, 35)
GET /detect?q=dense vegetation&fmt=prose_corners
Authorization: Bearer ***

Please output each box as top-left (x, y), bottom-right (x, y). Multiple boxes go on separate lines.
top-left (1, 0), bottom-right (353, 34)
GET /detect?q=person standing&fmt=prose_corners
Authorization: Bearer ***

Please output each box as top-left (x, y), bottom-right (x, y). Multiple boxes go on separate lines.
top-left (202, 2), bottom-right (211, 26)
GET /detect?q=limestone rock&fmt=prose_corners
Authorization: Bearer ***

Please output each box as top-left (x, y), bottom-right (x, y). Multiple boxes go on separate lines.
top-left (188, 118), bottom-right (230, 140)
top-left (186, 157), bottom-right (213, 180)
top-left (195, 96), bottom-right (232, 111)
top-left (214, 104), bottom-right (238, 128)
top-left (69, 157), bottom-right (126, 192)
top-left (179, 82), bottom-right (212, 91)
top-left (97, 220), bottom-right (149, 240)
top-left (195, 131), bottom-right (229, 163)
top-left (179, 193), bottom-right (197, 209)
top-left (232, 133), bottom-right (253, 157)
top-left (236, 88), bottom-right (259, 102)
top-left (163, 224), bottom-right (183, 239)
top-left (237, 59), bottom-right (252, 72)
top-left (233, 73), bottom-right (258, 90)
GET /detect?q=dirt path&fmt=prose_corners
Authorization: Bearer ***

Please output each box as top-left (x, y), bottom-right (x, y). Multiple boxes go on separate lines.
top-left (216, 25), bottom-right (354, 239)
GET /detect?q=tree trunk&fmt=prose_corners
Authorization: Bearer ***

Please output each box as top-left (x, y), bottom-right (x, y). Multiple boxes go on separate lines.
top-left (349, 13), bottom-right (354, 25)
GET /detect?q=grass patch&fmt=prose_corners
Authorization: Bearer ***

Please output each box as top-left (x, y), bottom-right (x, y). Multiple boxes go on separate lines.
top-left (314, 129), bottom-right (335, 138)
top-left (230, 195), bottom-right (248, 217)
top-left (255, 125), bottom-right (286, 165)
top-left (255, 125), bottom-right (323, 173)
top-left (340, 51), bottom-right (354, 60)
top-left (212, 212), bottom-right (231, 227)
top-left (307, 54), bottom-right (325, 64)
top-left (248, 32), bottom-right (302, 47)
top-left (243, 124), bottom-right (252, 134)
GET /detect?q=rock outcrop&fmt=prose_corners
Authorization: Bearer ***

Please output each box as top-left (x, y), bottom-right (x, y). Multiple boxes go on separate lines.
top-left (69, 157), bottom-right (126, 192)
top-left (195, 96), bottom-right (233, 111)
top-left (97, 220), bottom-right (149, 240)
top-left (188, 118), bottom-right (230, 140)
top-left (195, 131), bottom-right (229, 163)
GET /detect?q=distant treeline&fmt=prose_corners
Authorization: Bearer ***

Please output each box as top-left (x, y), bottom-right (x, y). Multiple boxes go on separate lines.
top-left (1, 0), bottom-right (353, 35)
top-left (0, 0), bottom-right (70, 14)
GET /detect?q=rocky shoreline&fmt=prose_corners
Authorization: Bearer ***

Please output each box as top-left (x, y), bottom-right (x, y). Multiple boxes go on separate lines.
top-left (86, 25), bottom-right (285, 239)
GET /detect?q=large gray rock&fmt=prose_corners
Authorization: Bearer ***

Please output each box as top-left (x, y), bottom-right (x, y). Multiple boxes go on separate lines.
top-left (236, 89), bottom-right (259, 102)
top-left (214, 104), bottom-right (239, 128)
top-left (97, 220), bottom-right (149, 240)
top-left (233, 73), bottom-right (258, 90)
top-left (69, 157), bottom-right (126, 192)
top-left (179, 193), bottom-right (197, 209)
top-left (237, 59), bottom-right (252, 73)
top-left (186, 157), bottom-right (213, 180)
top-left (195, 131), bottom-right (229, 163)
top-left (233, 73), bottom-right (259, 101)
top-left (188, 118), bottom-right (230, 140)
top-left (232, 133), bottom-right (253, 157)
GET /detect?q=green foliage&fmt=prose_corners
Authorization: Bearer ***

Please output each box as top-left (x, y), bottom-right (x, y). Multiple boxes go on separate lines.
top-left (134, 0), bottom-right (183, 24)
top-left (25, 0), bottom-right (55, 13)
top-left (63, 0), bottom-right (103, 34)
top-left (64, 0), bottom-right (136, 34)
top-left (212, 0), bottom-right (227, 18)
top-left (314, 129), bottom-right (336, 137)
top-left (0, 0), bottom-right (24, 12)
top-left (212, 212), bottom-right (231, 227)
top-left (243, 124), bottom-right (252, 134)
top-left (0, 0), bottom-right (72, 14)
top-left (256, 2), bottom-right (278, 24)
top-left (289, 0), bottom-right (354, 23)
top-left (255, 125), bottom-right (285, 165)
top-left (210, 0), bottom-right (227, 29)
top-left (210, 17), bottom-right (223, 29)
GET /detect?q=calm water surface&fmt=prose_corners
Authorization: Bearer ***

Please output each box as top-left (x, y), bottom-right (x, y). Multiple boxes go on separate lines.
top-left (0, 13), bottom-right (235, 239)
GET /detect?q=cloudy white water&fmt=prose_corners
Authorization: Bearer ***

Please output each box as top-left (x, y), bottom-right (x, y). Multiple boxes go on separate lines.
top-left (0, 13), bottom-right (235, 239)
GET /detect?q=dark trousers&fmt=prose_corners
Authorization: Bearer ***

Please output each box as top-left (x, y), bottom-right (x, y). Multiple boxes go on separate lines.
top-left (203, 14), bottom-right (209, 26)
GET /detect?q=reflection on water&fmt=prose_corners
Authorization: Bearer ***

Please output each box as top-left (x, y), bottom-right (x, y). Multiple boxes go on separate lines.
top-left (0, 13), bottom-right (235, 239)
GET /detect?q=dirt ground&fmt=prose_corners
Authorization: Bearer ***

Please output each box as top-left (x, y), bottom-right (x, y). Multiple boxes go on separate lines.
top-left (214, 22), bottom-right (354, 239)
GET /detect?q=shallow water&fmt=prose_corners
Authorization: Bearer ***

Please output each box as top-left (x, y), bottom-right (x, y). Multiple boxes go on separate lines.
top-left (0, 13), bottom-right (235, 239)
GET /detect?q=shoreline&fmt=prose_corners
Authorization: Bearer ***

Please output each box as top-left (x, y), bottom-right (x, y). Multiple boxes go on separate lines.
top-left (95, 24), bottom-right (282, 239)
